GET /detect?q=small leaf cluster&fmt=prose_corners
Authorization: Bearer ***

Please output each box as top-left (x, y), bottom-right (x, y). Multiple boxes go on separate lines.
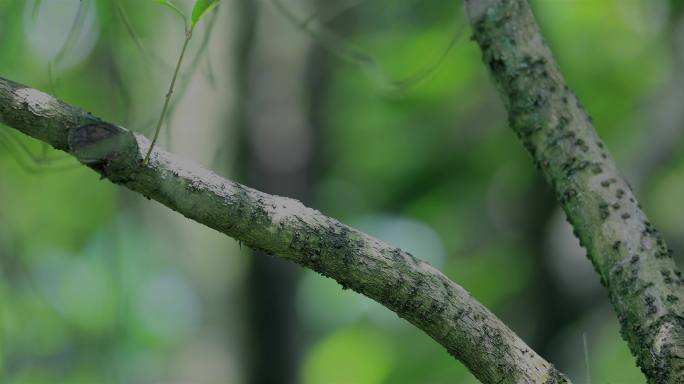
top-left (155, 0), bottom-right (220, 31)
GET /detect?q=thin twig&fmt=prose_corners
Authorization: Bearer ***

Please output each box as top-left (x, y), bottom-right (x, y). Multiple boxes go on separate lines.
top-left (143, 28), bottom-right (193, 164)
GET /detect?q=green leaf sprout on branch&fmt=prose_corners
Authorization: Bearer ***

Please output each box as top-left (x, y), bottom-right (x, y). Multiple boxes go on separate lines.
top-left (191, 0), bottom-right (221, 28)
top-left (144, 0), bottom-right (221, 164)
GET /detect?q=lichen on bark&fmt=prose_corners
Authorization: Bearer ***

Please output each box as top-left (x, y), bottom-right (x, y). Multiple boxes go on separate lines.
top-left (465, 0), bottom-right (684, 382)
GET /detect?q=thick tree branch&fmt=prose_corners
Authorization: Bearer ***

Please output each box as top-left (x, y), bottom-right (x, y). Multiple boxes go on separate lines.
top-left (465, 1), bottom-right (684, 382)
top-left (0, 77), bottom-right (568, 383)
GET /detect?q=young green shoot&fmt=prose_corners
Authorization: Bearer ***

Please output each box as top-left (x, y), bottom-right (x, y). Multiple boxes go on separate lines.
top-left (143, 0), bottom-right (220, 164)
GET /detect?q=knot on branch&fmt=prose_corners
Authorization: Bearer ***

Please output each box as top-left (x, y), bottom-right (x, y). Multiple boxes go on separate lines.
top-left (68, 122), bottom-right (140, 183)
top-left (651, 314), bottom-right (684, 382)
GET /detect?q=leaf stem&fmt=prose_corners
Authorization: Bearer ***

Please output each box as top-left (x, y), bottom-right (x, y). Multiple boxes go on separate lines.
top-left (143, 28), bottom-right (193, 164)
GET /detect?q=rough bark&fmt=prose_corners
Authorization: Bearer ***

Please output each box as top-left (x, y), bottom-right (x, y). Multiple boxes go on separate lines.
top-left (465, 1), bottom-right (684, 382)
top-left (0, 76), bottom-right (568, 383)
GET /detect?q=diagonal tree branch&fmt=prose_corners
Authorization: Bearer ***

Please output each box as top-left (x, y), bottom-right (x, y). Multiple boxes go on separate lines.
top-left (0, 77), bottom-right (569, 383)
top-left (465, 1), bottom-right (684, 383)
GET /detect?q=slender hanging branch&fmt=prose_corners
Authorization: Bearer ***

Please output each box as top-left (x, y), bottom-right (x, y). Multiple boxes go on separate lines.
top-left (144, 0), bottom-right (221, 163)
top-left (0, 76), bottom-right (569, 384)
top-left (464, 1), bottom-right (684, 383)
top-left (144, 27), bottom-right (192, 164)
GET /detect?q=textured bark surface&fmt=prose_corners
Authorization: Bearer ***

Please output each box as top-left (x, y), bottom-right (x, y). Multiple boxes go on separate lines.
top-left (465, 1), bottom-right (684, 382)
top-left (0, 76), bottom-right (569, 383)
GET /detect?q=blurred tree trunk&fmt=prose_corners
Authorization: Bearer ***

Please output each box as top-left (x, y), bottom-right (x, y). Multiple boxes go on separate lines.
top-left (233, 1), bottom-right (325, 382)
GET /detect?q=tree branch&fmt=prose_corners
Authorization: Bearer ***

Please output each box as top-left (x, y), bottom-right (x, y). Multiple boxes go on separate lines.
top-left (465, 1), bottom-right (684, 382)
top-left (0, 77), bottom-right (569, 383)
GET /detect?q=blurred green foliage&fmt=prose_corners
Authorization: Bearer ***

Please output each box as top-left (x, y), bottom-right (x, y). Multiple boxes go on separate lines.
top-left (0, 0), bottom-right (680, 383)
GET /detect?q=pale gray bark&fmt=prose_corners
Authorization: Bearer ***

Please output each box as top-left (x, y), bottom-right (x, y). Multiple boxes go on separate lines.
top-left (465, 1), bottom-right (684, 382)
top-left (0, 76), bottom-right (568, 383)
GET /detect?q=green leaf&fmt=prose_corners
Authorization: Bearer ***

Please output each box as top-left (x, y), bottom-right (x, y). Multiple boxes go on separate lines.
top-left (191, 0), bottom-right (220, 28)
top-left (155, 0), bottom-right (187, 24)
